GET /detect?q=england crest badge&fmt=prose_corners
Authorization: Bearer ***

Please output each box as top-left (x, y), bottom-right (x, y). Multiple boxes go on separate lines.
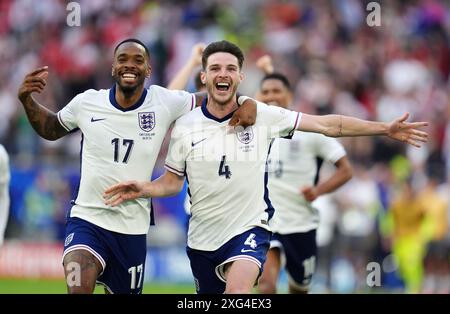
top-left (138, 112), bottom-right (155, 132)
top-left (236, 126), bottom-right (254, 144)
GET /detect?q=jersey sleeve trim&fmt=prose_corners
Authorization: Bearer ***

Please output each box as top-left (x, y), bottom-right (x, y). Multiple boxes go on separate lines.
top-left (284, 112), bottom-right (302, 139)
top-left (57, 111), bottom-right (72, 132)
top-left (190, 94), bottom-right (195, 111)
top-left (293, 112), bottom-right (302, 131)
top-left (164, 163), bottom-right (185, 177)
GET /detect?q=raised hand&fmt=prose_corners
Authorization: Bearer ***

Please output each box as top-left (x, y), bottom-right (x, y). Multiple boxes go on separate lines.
top-left (256, 55), bottom-right (274, 74)
top-left (103, 180), bottom-right (145, 207)
top-left (387, 113), bottom-right (428, 148)
top-left (190, 43), bottom-right (206, 67)
top-left (18, 66), bottom-right (49, 102)
top-left (16, 66), bottom-right (68, 140)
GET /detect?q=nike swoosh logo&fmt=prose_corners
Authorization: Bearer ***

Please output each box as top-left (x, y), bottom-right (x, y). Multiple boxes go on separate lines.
top-left (241, 249), bottom-right (256, 253)
top-left (191, 138), bottom-right (207, 147)
top-left (91, 117), bottom-right (106, 122)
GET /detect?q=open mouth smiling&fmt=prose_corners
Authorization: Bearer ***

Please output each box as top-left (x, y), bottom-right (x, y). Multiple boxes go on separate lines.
top-left (216, 82), bottom-right (230, 92)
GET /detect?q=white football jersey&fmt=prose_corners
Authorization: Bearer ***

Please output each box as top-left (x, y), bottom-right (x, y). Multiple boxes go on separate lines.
top-left (0, 144), bottom-right (10, 246)
top-left (267, 131), bottom-right (346, 234)
top-left (165, 101), bottom-right (301, 251)
top-left (57, 85), bottom-right (195, 234)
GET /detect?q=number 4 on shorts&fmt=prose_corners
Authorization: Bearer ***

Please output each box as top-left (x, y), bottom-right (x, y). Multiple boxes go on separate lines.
top-left (244, 233), bottom-right (257, 249)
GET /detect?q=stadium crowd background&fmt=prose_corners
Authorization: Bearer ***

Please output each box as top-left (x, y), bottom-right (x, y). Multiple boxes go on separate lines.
top-left (0, 0), bottom-right (449, 293)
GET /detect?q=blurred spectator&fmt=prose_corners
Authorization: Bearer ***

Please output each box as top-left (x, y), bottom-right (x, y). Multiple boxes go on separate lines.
top-left (334, 165), bottom-right (380, 291)
top-left (387, 177), bottom-right (430, 293)
top-left (419, 170), bottom-right (449, 294)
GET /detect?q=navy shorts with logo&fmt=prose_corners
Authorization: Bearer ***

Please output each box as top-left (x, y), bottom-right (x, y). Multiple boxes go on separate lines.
top-left (272, 229), bottom-right (317, 290)
top-left (186, 227), bottom-right (271, 294)
top-left (63, 217), bottom-right (147, 294)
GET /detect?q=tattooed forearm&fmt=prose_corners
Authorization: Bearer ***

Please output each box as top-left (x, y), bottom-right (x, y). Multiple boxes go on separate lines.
top-left (22, 96), bottom-right (68, 140)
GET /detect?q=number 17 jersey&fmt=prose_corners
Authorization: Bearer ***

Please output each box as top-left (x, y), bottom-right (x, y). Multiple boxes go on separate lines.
top-left (57, 85), bottom-right (195, 235)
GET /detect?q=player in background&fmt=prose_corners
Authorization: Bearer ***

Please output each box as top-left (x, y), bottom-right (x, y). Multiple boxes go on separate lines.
top-left (0, 144), bottom-right (10, 247)
top-left (387, 169), bottom-right (448, 294)
top-left (103, 40), bottom-right (428, 294)
top-left (419, 169), bottom-right (449, 294)
top-left (254, 56), bottom-right (353, 294)
top-left (387, 178), bottom-right (429, 293)
top-left (17, 38), bottom-right (256, 294)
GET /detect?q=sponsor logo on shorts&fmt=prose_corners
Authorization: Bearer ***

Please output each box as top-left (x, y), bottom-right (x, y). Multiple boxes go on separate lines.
top-left (241, 249), bottom-right (256, 253)
top-left (65, 233), bottom-right (74, 247)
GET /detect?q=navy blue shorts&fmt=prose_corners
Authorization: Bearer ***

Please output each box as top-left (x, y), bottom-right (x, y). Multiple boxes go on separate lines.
top-left (272, 229), bottom-right (317, 289)
top-left (63, 217), bottom-right (147, 294)
top-left (186, 227), bottom-right (271, 294)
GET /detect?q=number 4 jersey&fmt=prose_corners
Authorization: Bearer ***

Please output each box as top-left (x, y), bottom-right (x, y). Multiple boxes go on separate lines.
top-left (57, 85), bottom-right (195, 234)
top-left (165, 100), bottom-right (301, 251)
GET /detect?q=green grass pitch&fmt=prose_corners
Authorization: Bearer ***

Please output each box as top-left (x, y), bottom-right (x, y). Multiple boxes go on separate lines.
top-left (0, 278), bottom-right (196, 294)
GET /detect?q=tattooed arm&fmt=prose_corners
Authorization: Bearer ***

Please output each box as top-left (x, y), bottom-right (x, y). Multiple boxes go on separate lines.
top-left (17, 66), bottom-right (68, 141)
top-left (298, 113), bottom-right (428, 148)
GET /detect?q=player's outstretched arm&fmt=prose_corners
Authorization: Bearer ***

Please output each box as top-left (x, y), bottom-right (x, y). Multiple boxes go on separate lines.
top-left (298, 112), bottom-right (428, 148)
top-left (17, 66), bottom-right (68, 141)
top-left (103, 171), bottom-right (185, 206)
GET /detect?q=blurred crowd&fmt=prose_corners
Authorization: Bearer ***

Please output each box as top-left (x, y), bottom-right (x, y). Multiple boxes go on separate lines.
top-left (0, 0), bottom-right (449, 293)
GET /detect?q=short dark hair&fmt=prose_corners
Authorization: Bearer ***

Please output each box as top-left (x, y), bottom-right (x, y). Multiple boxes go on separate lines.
top-left (202, 40), bottom-right (244, 69)
top-left (114, 38), bottom-right (150, 59)
top-left (261, 73), bottom-right (291, 90)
